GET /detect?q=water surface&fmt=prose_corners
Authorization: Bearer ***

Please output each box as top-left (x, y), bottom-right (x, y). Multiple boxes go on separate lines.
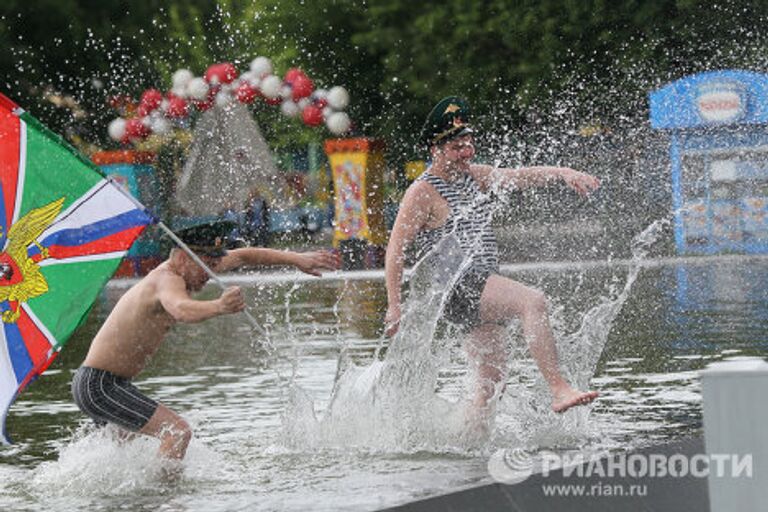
top-left (1, 256), bottom-right (766, 511)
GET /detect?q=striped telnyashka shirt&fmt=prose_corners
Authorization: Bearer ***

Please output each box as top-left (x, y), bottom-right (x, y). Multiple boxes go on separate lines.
top-left (409, 171), bottom-right (499, 275)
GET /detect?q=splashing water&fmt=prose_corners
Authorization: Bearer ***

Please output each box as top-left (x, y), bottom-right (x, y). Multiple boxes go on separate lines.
top-left (27, 420), bottom-right (233, 501)
top-left (283, 220), bottom-right (669, 456)
top-left (283, 235), bottom-right (476, 453)
top-left (495, 218), bottom-right (671, 449)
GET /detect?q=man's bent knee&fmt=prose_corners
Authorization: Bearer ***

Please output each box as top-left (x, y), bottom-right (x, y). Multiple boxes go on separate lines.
top-left (140, 405), bottom-right (191, 439)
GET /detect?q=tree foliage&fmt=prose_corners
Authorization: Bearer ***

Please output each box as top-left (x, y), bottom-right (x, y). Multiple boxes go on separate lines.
top-left (2, 0), bottom-right (768, 160)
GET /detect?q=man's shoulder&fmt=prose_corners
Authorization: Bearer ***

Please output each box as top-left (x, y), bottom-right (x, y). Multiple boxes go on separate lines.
top-left (142, 264), bottom-right (183, 289)
top-left (399, 181), bottom-right (439, 213)
top-left (406, 179), bottom-right (440, 199)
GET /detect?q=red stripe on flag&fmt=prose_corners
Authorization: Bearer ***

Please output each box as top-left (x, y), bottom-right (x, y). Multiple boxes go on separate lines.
top-left (0, 105), bottom-right (21, 227)
top-left (17, 352), bottom-right (59, 395)
top-left (0, 93), bottom-right (20, 111)
top-left (16, 308), bottom-right (54, 369)
top-left (47, 225), bottom-right (146, 259)
top-left (14, 307), bottom-right (58, 394)
top-left (36, 350), bottom-right (59, 376)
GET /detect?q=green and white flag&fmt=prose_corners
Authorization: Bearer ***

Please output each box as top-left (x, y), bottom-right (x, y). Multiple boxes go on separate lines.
top-left (0, 93), bottom-right (154, 444)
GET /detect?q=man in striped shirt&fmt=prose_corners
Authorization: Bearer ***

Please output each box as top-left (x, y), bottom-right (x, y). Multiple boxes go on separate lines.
top-left (385, 97), bottom-right (600, 423)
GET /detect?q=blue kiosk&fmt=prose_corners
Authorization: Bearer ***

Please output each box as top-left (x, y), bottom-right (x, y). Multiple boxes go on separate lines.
top-left (650, 70), bottom-right (768, 255)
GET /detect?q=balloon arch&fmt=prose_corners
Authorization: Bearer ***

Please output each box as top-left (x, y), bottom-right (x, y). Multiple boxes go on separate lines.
top-left (107, 56), bottom-right (352, 144)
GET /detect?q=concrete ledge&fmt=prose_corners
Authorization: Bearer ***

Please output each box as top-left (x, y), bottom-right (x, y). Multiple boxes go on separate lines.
top-left (382, 437), bottom-right (709, 512)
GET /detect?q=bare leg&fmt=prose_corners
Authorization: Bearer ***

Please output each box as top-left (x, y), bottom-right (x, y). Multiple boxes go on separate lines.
top-left (478, 275), bottom-right (598, 413)
top-left (139, 404), bottom-right (193, 460)
top-left (110, 427), bottom-right (137, 444)
top-left (464, 323), bottom-right (509, 412)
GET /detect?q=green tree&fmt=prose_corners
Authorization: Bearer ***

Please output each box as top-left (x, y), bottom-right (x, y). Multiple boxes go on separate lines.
top-left (2, 0), bottom-right (768, 160)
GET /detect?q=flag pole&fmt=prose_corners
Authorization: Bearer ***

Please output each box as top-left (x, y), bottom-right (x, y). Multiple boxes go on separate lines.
top-left (106, 177), bottom-right (268, 338)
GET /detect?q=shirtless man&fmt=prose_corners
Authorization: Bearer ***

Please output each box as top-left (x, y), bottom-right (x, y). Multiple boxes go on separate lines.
top-left (385, 97), bottom-right (600, 418)
top-left (72, 220), bottom-right (337, 460)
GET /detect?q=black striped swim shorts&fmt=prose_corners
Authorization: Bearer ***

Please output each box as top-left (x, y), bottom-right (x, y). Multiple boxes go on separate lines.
top-left (442, 269), bottom-right (492, 330)
top-left (71, 366), bottom-right (159, 431)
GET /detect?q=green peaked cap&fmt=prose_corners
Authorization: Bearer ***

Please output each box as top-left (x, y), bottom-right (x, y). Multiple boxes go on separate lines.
top-left (420, 96), bottom-right (474, 148)
top-left (171, 218), bottom-right (237, 257)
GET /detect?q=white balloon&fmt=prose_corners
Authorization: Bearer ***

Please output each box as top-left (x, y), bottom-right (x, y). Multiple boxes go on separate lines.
top-left (187, 77), bottom-right (209, 100)
top-left (326, 111), bottom-right (351, 135)
top-left (172, 69), bottom-right (194, 89)
top-left (250, 56), bottom-right (273, 78)
top-left (108, 118), bottom-right (126, 141)
top-left (171, 85), bottom-right (188, 98)
top-left (322, 106), bottom-right (334, 119)
top-left (150, 116), bottom-right (171, 135)
top-left (215, 91), bottom-right (232, 108)
top-left (297, 98), bottom-right (311, 110)
top-left (260, 75), bottom-right (283, 99)
top-left (327, 86), bottom-right (350, 110)
top-left (280, 85), bottom-right (293, 99)
top-left (281, 100), bottom-right (300, 117)
top-left (160, 98), bottom-right (170, 112)
top-left (312, 88), bottom-right (329, 101)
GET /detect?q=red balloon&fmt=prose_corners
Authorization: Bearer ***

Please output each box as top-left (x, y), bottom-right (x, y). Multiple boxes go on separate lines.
top-left (291, 75), bottom-right (314, 101)
top-left (264, 96), bottom-right (282, 106)
top-left (314, 97), bottom-right (328, 109)
top-left (302, 105), bottom-right (323, 126)
top-left (136, 104), bottom-right (151, 117)
top-left (235, 82), bottom-right (258, 104)
top-left (125, 118), bottom-right (151, 140)
top-left (194, 86), bottom-right (218, 111)
top-left (139, 89), bottom-right (163, 111)
top-left (193, 98), bottom-right (214, 111)
top-left (219, 62), bottom-right (238, 84)
top-left (205, 62), bottom-right (238, 84)
top-left (284, 67), bottom-right (305, 84)
top-left (204, 64), bottom-right (222, 83)
top-left (203, 64), bottom-right (219, 84)
top-left (165, 95), bottom-right (189, 118)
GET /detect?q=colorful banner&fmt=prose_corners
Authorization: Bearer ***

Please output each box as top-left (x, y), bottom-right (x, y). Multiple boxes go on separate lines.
top-left (0, 93), bottom-right (154, 443)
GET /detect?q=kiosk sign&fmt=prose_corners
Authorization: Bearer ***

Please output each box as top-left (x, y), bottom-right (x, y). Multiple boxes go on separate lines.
top-left (696, 81), bottom-right (745, 123)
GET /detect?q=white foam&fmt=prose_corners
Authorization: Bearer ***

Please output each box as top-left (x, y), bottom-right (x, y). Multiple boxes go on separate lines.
top-left (30, 421), bottom-right (233, 499)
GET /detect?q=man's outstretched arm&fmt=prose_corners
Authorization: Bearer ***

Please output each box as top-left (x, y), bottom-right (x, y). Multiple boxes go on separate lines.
top-left (218, 247), bottom-right (339, 276)
top-left (470, 164), bottom-right (600, 196)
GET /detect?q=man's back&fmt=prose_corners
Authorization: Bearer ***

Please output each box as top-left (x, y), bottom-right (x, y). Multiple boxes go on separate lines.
top-left (83, 264), bottom-right (178, 378)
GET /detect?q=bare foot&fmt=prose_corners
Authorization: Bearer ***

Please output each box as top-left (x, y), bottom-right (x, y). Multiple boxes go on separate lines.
top-left (463, 404), bottom-right (492, 444)
top-left (551, 387), bottom-right (599, 413)
top-left (159, 459), bottom-right (184, 485)
top-left (461, 395), bottom-right (494, 433)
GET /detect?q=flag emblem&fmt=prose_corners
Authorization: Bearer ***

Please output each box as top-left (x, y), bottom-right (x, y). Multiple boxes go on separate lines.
top-left (0, 198), bottom-right (64, 323)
